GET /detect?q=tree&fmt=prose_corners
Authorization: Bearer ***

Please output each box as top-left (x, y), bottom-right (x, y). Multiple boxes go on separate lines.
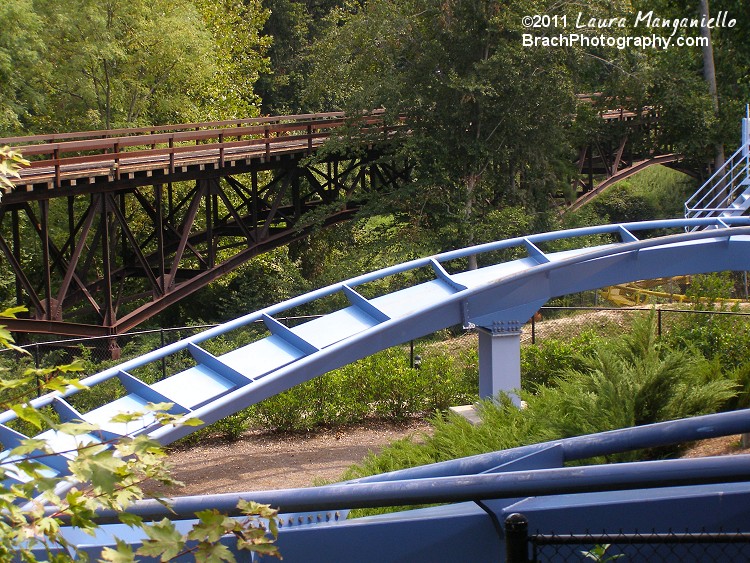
top-left (2, 0), bottom-right (273, 133)
top-left (306, 0), bottom-right (579, 262)
top-left (699, 0), bottom-right (724, 168)
top-left (32, 0), bottom-right (219, 130)
top-left (0, 0), bottom-right (46, 135)
top-left (192, 0), bottom-right (272, 120)
top-left (612, 0), bottom-right (750, 170)
top-left (256, 0), bottom-right (335, 114)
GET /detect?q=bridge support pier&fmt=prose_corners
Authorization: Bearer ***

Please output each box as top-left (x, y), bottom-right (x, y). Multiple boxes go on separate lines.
top-left (477, 322), bottom-right (522, 404)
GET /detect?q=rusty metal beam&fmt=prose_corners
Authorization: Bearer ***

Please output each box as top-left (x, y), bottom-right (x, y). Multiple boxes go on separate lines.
top-left (53, 198), bottom-right (98, 319)
top-left (1, 136), bottom-right (407, 337)
top-left (106, 192), bottom-right (162, 296)
top-left (113, 207), bottom-right (358, 333)
top-left (166, 182), bottom-right (205, 290)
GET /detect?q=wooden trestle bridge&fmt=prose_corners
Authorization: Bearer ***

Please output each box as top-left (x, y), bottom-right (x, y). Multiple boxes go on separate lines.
top-left (0, 112), bottom-right (408, 338)
top-left (0, 105), bottom-right (677, 339)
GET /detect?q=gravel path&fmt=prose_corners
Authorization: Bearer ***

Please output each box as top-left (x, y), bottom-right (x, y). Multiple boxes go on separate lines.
top-left (150, 419), bottom-right (432, 496)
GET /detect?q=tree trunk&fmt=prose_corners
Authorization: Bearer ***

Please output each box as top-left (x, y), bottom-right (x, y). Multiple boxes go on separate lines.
top-left (465, 174), bottom-right (478, 270)
top-left (700, 0), bottom-right (725, 170)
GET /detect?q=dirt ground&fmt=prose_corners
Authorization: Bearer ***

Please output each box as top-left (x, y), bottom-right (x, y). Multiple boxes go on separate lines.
top-left (151, 420), bottom-right (750, 498)
top-left (150, 419), bottom-right (433, 496)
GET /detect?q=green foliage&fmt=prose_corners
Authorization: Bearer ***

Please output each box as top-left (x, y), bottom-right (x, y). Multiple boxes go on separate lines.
top-left (32, 0), bottom-right (221, 130)
top-left (0, 145), bottom-right (29, 194)
top-left (666, 311), bottom-right (750, 371)
top-left (582, 544), bottom-right (624, 562)
top-left (0, 307), bottom-right (281, 560)
top-left (549, 206), bottom-right (614, 252)
top-left (344, 314), bottom-right (736, 482)
top-left (2, 0), bottom-right (270, 132)
top-left (191, 343), bottom-right (478, 438)
top-left (214, 247), bottom-right (311, 320)
top-left (289, 214), bottom-right (438, 293)
top-left (545, 315), bottom-right (734, 443)
top-left (664, 273), bottom-right (748, 372)
top-left (127, 502), bottom-right (280, 562)
top-left (0, 0), bottom-right (45, 134)
top-left (191, 0), bottom-right (271, 120)
top-left (252, 345), bottom-right (477, 431)
top-left (728, 362), bottom-right (750, 410)
top-left (306, 0), bottom-right (578, 250)
top-left (622, 165), bottom-right (697, 219)
top-left (685, 272), bottom-right (736, 302)
top-left (521, 332), bottom-right (599, 391)
top-left (583, 166), bottom-right (698, 224)
top-left (255, 0), bottom-right (341, 114)
top-left (591, 185), bottom-right (658, 225)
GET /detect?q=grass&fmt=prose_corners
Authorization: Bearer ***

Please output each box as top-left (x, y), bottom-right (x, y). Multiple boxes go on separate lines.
top-left (571, 164), bottom-right (698, 223)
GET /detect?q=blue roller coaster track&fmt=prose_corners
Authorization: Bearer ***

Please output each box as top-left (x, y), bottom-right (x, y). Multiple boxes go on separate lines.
top-left (4, 214), bottom-right (750, 560)
top-left (6, 111), bottom-right (750, 560)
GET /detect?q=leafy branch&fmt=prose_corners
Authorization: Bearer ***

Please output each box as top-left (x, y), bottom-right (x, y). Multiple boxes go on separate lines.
top-left (0, 147), bottom-right (29, 197)
top-left (0, 304), bottom-right (281, 561)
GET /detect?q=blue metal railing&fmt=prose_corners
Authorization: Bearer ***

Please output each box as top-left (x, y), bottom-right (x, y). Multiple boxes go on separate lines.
top-left (1, 217), bottom-right (746, 423)
top-left (685, 116), bottom-right (750, 222)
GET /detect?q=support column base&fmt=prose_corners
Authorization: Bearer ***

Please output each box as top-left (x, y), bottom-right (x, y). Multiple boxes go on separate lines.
top-left (478, 325), bottom-right (522, 405)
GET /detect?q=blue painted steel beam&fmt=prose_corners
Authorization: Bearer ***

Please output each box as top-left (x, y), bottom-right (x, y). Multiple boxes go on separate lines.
top-left (80, 455), bottom-right (750, 522)
top-left (72, 408), bottom-right (750, 523)
top-left (4, 217), bottom-right (750, 492)
top-left (3, 219), bottom-right (746, 404)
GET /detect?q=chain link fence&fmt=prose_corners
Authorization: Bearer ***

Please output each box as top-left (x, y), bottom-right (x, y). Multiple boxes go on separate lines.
top-left (506, 513), bottom-right (750, 562)
top-left (530, 531), bottom-right (750, 562)
top-left (523, 305), bottom-right (750, 345)
top-left (3, 306), bottom-right (749, 376)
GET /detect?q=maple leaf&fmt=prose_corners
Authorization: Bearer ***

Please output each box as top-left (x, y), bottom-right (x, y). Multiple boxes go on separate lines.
top-left (136, 519), bottom-right (185, 561)
top-left (189, 510), bottom-right (237, 543)
top-left (194, 541), bottom-right (237, 563)
top-left (101, 539), bottom-right (136, 562)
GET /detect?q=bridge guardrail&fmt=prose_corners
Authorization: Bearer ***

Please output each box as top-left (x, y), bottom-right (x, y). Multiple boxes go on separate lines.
top-left (1, 110), bottom-right (398, 190)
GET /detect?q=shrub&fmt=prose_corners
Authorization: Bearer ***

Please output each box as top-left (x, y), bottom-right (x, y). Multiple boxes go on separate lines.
top-left (236, 344), bottom-right (478, 434)
top-left (521, 331), bottom-right (599, 391)
top-left (344, 314), bottom-right (737, 480)
top-left (666, 304), bottom-right (750, 370)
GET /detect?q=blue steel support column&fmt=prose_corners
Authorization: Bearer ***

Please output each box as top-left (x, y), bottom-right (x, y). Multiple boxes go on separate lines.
top-left (478, 321), bottom-right (522, 402)
top-left (743, 111), bottom-right (749, 169)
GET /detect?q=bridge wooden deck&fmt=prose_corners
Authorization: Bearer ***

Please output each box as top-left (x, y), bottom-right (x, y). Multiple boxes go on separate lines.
top-left (3, 112), bottom-right (392, 201)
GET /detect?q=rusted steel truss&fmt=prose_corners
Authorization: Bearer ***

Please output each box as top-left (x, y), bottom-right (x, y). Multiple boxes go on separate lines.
top-left (0, 151), bottom-right (409, 337)
top-left (572, 101), bottom-right (673, 194)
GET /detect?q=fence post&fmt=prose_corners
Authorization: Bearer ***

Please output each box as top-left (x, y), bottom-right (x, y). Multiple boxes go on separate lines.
top-left (657, 308), bottom-right (662, 338)
top-left (505, 513), bottom-right (529, 563)
top-left (160, 328), bottom-right (166, 381)
top-left (34, 343), bottom-right (41, 397)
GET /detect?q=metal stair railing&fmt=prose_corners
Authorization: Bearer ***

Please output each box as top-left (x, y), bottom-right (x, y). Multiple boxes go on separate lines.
top-left (685, 115), bottom-right (750, 224)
